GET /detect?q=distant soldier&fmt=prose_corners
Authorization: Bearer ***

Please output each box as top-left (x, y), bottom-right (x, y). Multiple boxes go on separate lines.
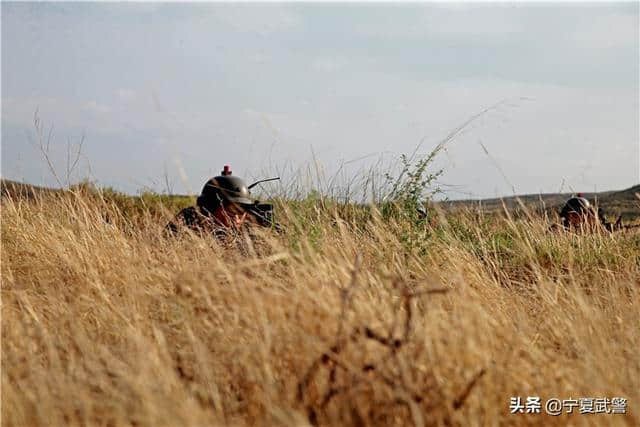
top-left (558, 193), bottom-right (622, 231)
top-left (559, 194), bottom-right (596, 229)
top-left (166, 165), bottom-right (279, 236)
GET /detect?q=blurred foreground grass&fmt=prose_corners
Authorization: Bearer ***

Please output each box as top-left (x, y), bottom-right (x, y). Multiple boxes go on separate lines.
top-left (1, 184), bottom-right (639, 426)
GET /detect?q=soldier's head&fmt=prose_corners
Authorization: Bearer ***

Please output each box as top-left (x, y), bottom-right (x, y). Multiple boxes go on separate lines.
top-left (197, 165), bottom-right (255, 229)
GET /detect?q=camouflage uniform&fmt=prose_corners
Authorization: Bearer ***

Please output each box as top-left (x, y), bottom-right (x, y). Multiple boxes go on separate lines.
top-left (166, 205), bottom-right (224, 236)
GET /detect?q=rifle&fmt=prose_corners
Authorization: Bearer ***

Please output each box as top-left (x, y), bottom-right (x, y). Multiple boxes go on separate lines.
top-left (246, 177), bottom-right (282, 231)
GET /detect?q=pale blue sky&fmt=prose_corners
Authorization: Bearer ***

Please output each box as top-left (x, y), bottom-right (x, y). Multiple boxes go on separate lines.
top-left (2, 2), bottom-right (638, 199)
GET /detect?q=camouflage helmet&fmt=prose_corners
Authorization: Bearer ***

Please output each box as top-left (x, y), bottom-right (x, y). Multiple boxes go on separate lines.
top-left (560, 194), bottom-right (597, 228)
top-left (197, 165), bottom-right (254, 213)
top-left (562, 196), bottom-right (591, 215)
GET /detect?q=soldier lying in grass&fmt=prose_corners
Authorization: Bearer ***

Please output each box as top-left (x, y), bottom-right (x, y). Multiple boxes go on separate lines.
top-left (558, 193), bottom-right (625, 232)
top-left (166, 165), bottom-right (279, 236)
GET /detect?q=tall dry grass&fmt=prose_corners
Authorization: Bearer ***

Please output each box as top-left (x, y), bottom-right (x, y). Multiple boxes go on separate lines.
top-left (1, 189), bottom-right (638, 426)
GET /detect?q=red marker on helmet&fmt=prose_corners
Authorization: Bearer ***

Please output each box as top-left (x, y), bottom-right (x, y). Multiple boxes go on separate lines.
top-left (222, 165), bottom-right (232, 176)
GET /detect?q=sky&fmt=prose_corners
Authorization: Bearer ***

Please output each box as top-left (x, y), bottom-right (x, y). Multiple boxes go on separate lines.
top-left (1, 2), bottom-right (638, 199)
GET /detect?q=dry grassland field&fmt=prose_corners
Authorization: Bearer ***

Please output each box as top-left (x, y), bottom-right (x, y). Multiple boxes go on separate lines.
top-left (1, 182), bottom-right (639, 426)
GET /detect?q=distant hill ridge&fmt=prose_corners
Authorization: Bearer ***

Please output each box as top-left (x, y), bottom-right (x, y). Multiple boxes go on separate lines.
top-left (2, 178), bottom-right (639, 219)
top-left (438, 184), bottom-right (639, 220)
top-left (441, 184), bottom-right (638, 204)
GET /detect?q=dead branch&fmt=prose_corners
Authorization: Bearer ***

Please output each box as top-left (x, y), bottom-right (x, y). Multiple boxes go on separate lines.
top-left (297, 276), bottom-right (453, 426)
top-left (453, 368), bottom-right (486, 410)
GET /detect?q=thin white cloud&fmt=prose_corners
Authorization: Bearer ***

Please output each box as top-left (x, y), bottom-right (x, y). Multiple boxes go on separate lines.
top-left (351, 6), bottom-right (524, 41)
top-left (116, 89), bottom-right (136, 101)
top-left (83, 101), bottom-right (111, 114)
top-left (210, 4), bottom-right (301, 35)
top-left (248, 52), bottom-right (271, 64)
top-left (311, 57), bottom-right (348, 73)
top-left (571, 12), bottom-right (638, 49)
